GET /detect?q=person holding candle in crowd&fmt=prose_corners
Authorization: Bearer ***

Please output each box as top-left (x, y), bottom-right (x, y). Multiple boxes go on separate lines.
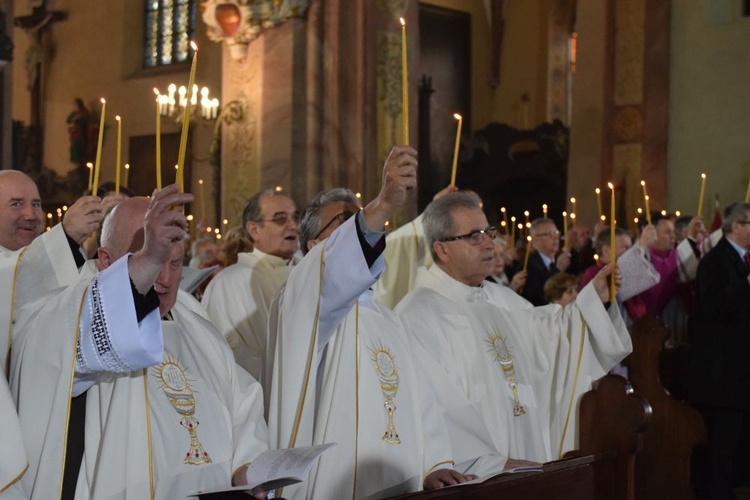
top-left (521, 217), bottom-right (571, 306)
top-left (395, 191), bottom-right (631, 467)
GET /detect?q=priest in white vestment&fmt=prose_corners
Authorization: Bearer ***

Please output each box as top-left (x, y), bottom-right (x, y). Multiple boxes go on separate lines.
top-left (202, 189), bottom-right (298, 385)
top-left (268, 147), bottom-right (476, 500)
top-left (396, 192), bottom-right (632, 465)
top-left (10, 186), bottom-right (269, 500)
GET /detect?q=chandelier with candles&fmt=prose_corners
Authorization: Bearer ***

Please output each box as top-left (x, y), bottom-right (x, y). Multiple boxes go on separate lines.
top-left (155, 84), bottom-right (220, 121)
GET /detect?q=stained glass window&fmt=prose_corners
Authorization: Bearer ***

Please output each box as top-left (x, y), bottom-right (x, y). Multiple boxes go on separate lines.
top-left (143, 0), bottom-right (196, 68)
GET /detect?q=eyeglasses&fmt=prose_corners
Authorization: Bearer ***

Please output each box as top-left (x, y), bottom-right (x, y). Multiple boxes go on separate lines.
top-left (534, 230), bottom-right (561, 238)
top-left (258, 212), bottom-right (300, 227)
top-left (313, 211), bottom-right (356, 239)
top-left (440, 227), bottom-right (498, 245)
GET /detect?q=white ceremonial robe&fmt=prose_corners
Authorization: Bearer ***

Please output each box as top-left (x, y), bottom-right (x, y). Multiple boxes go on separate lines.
top-left (0, 375), bottom-right (26, 499)
top-left (268, 216), bottom-right (453, 500)
top-left (372, 214), bottom-right (433, 309)
top-left (396, 265), bottom-right (632, 464)
top-left (1, 224), bottom-right (79, 373)
top-left (11, 256), bottom-right (268, 500)
top-left (202, 249), bottom-right (292, 384)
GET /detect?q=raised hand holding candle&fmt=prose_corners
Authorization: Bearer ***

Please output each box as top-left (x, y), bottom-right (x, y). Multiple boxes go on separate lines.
top-left (697, 173), bottom-right (707, 218)
top-left (177, 42), bottom-right (198, 193)
top-left (400, 17), bottom-right (409, 145)
top-left (92, 98), bottom-right (106, 195)
top-left (115, 115), bottom-right (122, 194)
top-left (608, 182), bottom-right (616, 302)
top-left (450, 113), bottom-right (462, 187)
top-left (154, 88), bottom-right (162, 190)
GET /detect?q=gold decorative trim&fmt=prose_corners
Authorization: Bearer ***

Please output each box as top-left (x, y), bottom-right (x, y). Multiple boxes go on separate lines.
top-left (143, 370), bottom-right (155, 498)
top-left (557, 313), bottom-right (587, 459)
top-left (5, 247), bottom-right (28, 377)
top-left (0, 463), bottom-right (28, 494)
top-left (58, 285), bottom-right (89, 497)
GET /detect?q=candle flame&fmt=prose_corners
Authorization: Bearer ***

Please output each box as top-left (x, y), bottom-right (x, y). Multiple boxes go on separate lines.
top-left (86, 162), bottom-right (93, 169)
top-left (511, 216), bottom-right (516, 221)
top-left (570, 197), bottom-right (576, 203)
top-left (661, 210), bottom-right (667, 216)
top-left (153, 88), bottom-right (160, 96)
top-left (100, 98), bottom-right (106, 104)
top-left (187, 215), bottom-right (194, 221)
top-left (675, 210), bottom-right (681, 216)
top-left (115, 115), bottom-right (121, 121)
top-left (645, 195), bottom-right (650, 201)
top-left (640, 180), bottom-right (646, 186)
top-left (562, 211), bottom-right (567, 217)
top-left (47, 213), bottom-right (52, 219)
top-left (601, 214), bottom-right (606, 221)
top-left (223, 219), bottom-right (228, 225)
top-left (701, 173), bottom-right (706, 179)
top-left (190, 41), bottom-right (198, 51)
top-left (199, 179), bottom-right (204, 185)
top-left (517, 223), bottom-right (523, 229)
top-left (595, 188), bottom-right (600, 194)
top-left (524, 210), bottom-right (529, 216)
top-left (527, 236), bottom-right (532, 242)
top-left (453, 113), bottom-right (462, 120)
top-left (125, 163), bottom-right (130, 170)
top-left (500, 207), bottom-right (506, 213)
top-left (607, 182), bottom-right (614, 189)
top-left (399, 17), bottom-right (406, 26)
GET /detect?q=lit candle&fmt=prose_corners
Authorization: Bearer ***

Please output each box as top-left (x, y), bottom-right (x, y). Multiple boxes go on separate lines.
top-left (400, 17), bottom-right (409, 145)
top-left (510, 216), bottom-right (516, 247)
top-left (522, 235), bottom-right (533, 272)
top-left (199, 179), bottom-right (206, 219)
top-left (570, 197), bottom-right (577, 218)
top-left (450, 113), bottom-right (463, 187)
top-left (518, 223), bottom-right (524, 241)
top-left (177, 42), bottom-right (198, 193)
top-left (86, 162), bottom-right (93, 193)
top-left (174, 164), bottom-right (180, 189)
top-left (500, 207), bottom-right (509, 235)
top-left (46, 212), bottom-right (52, 230)
top-left (542, 204), bottom-right (548, 217)
top-left (154, 88), bottom-right (162, 190)
top-left (608, 182), bottom-right (616, 302)
top-left (640, 181), bottom-right (652, 225)
top-left (92, 98), bottom-right (106, 196)
top-left (697, 173), bottom-right (707, 218)
top-left (115, 115), bottom-right (122, 194)
top-left (524, 210), bottom-right (530, 225)
top-left (595, 188), bottom-right (603, 220)
top-left (187, 214), bottom-right (194, 238)
top-left (56, 208), bottom-right (62, 224)
top-left (562, 211), bottom-right (568, 251)
top-left (123, 163), bottom-right (130, 187)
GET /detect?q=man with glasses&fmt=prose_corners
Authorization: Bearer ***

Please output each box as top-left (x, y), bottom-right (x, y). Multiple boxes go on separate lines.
top-left (202, 189), bottom-right (299, 386)
top-left (522, 218), bottom-right (571, 306)
top-left (396, 192), bottom-right (632, 467)
top-left (268, 146), bottom-right (478, 499)
top-left (689, 202), bottom-right (750, 498)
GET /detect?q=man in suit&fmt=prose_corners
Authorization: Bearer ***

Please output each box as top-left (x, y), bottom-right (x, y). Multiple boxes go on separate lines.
top-left (689, 202), bottom-right (750, 499)
top-left (522, 218), bottom-right (570, 306)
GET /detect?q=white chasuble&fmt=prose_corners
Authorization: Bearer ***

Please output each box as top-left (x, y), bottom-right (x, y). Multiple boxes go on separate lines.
top-left (372, 214), bottom-right (433, 309)
top-left (202, 249), bottom-right (292, 384)
top-left (0, 375), bottom-right (27, 498)
top-left (11, 257), bottom-right (267, 499)
top-left (269, 216), bottom-right (452, 500)
top-left (396, 265), bottom-right (631, 463)
top-left (1, 223), bottom-right (79, 373)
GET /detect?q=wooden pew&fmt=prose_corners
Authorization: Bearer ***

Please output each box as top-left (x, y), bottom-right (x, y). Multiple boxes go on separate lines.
top-left (625, 316), bottom-right (707, 500)
top-left (388, 375), bottom-right (650, 500)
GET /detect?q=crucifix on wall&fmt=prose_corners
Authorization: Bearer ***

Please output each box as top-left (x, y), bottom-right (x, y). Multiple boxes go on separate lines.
top-left (14, 0), bottom-right (66, 174)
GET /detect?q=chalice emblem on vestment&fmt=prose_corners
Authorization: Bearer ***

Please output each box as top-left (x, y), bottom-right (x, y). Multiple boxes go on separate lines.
top-left (154, 358), bottom-right (212, 465)
top-left (370, 342), bottom-right (401, 444)
top-left (486, 333), bottom-right (526, 417)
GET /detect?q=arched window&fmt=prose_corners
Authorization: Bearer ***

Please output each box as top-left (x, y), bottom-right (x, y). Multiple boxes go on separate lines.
top-left (143, 0), bottom-right (197, 68)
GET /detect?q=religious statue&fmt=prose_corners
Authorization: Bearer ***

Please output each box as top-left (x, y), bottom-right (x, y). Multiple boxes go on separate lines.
top-left (66, 98), bottom-right (94, 168)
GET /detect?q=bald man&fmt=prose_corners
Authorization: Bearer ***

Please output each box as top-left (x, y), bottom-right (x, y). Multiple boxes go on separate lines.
top-left (10, 186), bottom-right (268, 499)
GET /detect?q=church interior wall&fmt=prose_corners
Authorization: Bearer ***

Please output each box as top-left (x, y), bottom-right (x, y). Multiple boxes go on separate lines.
top-left (668, 0), bottom-right (750, 214)
top-left (11, 0), bottom-right (222, 224)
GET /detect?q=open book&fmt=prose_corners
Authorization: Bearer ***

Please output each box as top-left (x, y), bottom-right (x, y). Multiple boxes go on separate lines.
top-left (192, 443), bottom-right (335, 497)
